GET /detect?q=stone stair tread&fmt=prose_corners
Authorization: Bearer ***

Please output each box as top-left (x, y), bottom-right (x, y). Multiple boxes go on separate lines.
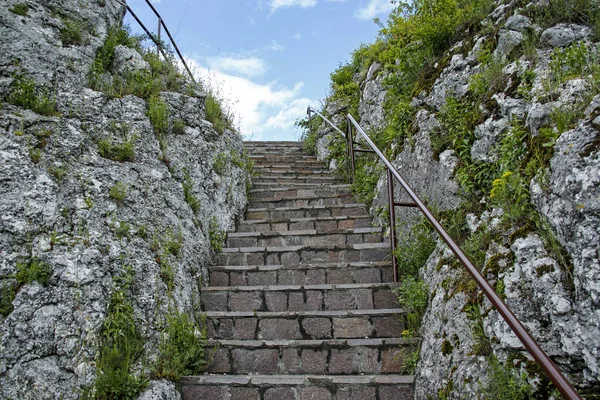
top-left (228, 227), bottom-right (382, 238)
top-left (202, 282), bottom-right (398, 291)
top-left (250, 184), bottom-right (350, 192)
top-left (209, 261), bottom-right (392, 271)
top-left (240, 215), bottom-right (372, 224)
top-left (221, 243), bottom-right (389, 253)
top-left (246, 204), bottom-right (365, 212)
top-left (205, 308), bottom-right (405, 317)
top-left (180, 374), bottom-right (414, 385)
top-left (209, 337), bottom-right (416, 347)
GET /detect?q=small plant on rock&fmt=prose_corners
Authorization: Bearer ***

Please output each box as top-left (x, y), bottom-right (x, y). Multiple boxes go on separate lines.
top-left (0, 281), bottom-right (15, 317)
top-left (9, 3), bottom-right (30, 16)
top-left (205, 93), bottom-right (228, 134)
top-left (97, 135), bottom-right (136, 162)
top-left (182, 169), bottom-right (200, 214)
top-left (148, 95), bottom-right (169, 137)
top-left (109, 181), bottom-right (127, 204)
top-left (213, 152), bottom-right (228, 175)
top-left (154, 308), bottom-right (208, 381)
top-left (8, 74), bottom-right (57, 116)
top-left (172, 118), bottom-right (185, 135)
top-left (61, 17), bottom-right (84, 46)
top-left (208, 217), bottom-right (226, 252)
top-left (16, 258), bottom-right (53, 287)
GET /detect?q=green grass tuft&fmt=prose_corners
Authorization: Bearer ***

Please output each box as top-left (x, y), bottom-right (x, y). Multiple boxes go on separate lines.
top-left (9, 3), bottom-right (29, 16)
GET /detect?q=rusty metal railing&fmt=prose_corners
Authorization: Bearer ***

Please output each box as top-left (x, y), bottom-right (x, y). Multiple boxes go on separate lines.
top-left (306, 106), bottom-right (581, 400)
top-left (119, 0), bottom-right (195, 83)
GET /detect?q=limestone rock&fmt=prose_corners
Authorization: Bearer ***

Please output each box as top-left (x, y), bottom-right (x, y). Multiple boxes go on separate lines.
top-left (541, 23), bottom-right (593, 47)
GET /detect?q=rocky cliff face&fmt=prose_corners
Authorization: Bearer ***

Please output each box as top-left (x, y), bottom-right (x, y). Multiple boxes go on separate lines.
top-left (313, 0), bottom-right (599, 397)
top-left (0, 1), bottom-right (249, 398)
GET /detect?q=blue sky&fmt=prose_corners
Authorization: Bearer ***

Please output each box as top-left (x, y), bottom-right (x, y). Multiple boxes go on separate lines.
top-left (125, 0), bottom-right (395, 141)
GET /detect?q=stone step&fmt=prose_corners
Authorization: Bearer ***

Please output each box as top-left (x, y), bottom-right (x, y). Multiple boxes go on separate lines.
top-left (201, 282), bottom-right (399, 312)
top-left (225, 228), bottom-right (384, 248)
top-left (204, 338), bottom-right (416, 375)
top-left (245, 204), bottom-right (369, 221)
top-left (249, 154), bottom-right (317, 160)
top-left (251, 182), bottom-right (350, 190)
top-left (249, 186), bottom-right (351, 201)
top-left (253, 169), bottom-right (334, 176)
top-left (238, 215), bottom-right (374, 233)
top-left (249, 193), bottom-right (357, 209)
top-left (181, 374), bottom-right (414, 400)
top-left (253, 176), bottom-right (338, 185)
top-left (205, 309), bottom-right (405, 340)
top-left (253, 165), bottom-right (329, 173)
top-left (209, 261), bottom-right (394, 287)
top-left (217, 242), bottom-right (391, 266)
top-left (252, 160), bottom-right (326, 169)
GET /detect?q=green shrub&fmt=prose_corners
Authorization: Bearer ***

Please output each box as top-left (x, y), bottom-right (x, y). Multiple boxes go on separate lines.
top-left (396, 276), bottom-right (428, 335)
top-left (9, 3), bottom-right (29, 16)
top-left (153, 309), bottom-right (208, 381)
top-left (164, 229), bottom-right (183, 257)
top-left (16, 258), bottom-right (53, 287)
top-left (97, 135), bottom-right (136, 162)
top-left (350, 158), bottom-right (383, 208)
top-left (115, 221), bottom-right (131, 240)
top-left (205, 94), bottom-right (228, 134)
top-left (0, 281), bottom-right (15, 317)
top-left (208, 217), bottom-right (226, 252)
top-left (466, 302), bottom-right (492, 356)
top-left (93, 267), bottom-right (147, 399)
top-left (148, 95), bottom-right (169, 137)
top-left (8, 74), bottom-right (57, 116)
top-left (524, 0), bottom-right (600, 37)
top-left (109, 181), bottom-right (127, 204)
top-left (172, 119), bottom-right (185, 135)
top-left (61, 18), bottom-right (84, 46)
top-left (29, 147), bottom-right (42, 164)
top-left (481, 356), bottom-right (533, 399)
top-left (296, 114), bottom-right (321, 156)
top-left (394, 217), bottom-right (437, 279)
top-left (182, 169), bottom-right (200, 214)
top-left (213, 152), bottom-right (228, 175)
top-left (48, 164), bottom-right (69, 183)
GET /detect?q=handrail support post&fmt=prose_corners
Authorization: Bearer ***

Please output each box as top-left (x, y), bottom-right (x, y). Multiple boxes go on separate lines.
top-left (387, 169), bottom-right (398, 282)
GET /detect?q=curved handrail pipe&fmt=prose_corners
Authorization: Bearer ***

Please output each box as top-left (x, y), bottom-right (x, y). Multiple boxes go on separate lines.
top-left (306, 106), bottom-right (582, 400)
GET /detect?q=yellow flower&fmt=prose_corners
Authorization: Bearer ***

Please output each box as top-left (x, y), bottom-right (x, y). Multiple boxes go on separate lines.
top-left (501, 171), bottom-right (512, 179)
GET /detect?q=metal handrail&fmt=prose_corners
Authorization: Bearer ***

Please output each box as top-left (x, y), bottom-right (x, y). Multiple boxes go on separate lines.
top-left (118, 0), bottom-right (196, 83)
top-left (306, 106), bottom-right (581, 400)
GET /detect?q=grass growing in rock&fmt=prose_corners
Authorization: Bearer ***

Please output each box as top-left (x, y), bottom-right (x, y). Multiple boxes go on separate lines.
top-left (208, 217), bottom-right (226, 252)
top-left (16, 258), bottom-right (53, 287)
top-left (109, 181), bottom-right (127, 204)
top-left (153, 308), bottom-right (208, 380)
top-left (9, 3), bottom-right (29, 16)
top-left (182, 169), bottom-right (200, 214)
top-left (0, 281), bottom-right (15, 317)
top-left (205, 93), bottom-right (229, 134)
top-left (92, 266), bottom-right (147, 399)
top-left (97, 135), bottom-right (136, 162)
top-left (7, 74), bottom-right (57, 116)
top-left (60, 17), bottom-right (84, 46)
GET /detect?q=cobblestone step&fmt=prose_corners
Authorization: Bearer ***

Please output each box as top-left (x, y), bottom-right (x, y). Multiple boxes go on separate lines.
top-left (253, 176), bottom-right (338, 185)
top-left (237, 215), bottom-right (374, 233)
top-left (217, 242), bottom-right (391, 266)
top-left (245, 204), bottom-right (369, 220)
top-left (249, 186), bottom-right (352, 200)
top-left (225, 228), bottom-right (384, 248)
top-left (181, 374), bottom-right (414, 400)
top-left (249, 193), bottom-right (357, 209)
top-left (253, 165), bottom-right (329, 173)
top-left (201, 282), bottom-right (399, 312)
top-left (208, 261), bottom-right (394, 286)
top-left (205, 338), bottom-right (416, 375)
top-left (205, 309), bottom-right (405, 340)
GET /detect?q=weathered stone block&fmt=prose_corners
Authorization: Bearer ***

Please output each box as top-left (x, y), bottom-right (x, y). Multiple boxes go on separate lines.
top-left (230, 272), bottom-right (247, 286)
top-left (229, 291), bottom-right (263, 311)
top-left (329, 349), bottom-right (354, 374)
top-left (259, 318), bottom-right (301, 339)
top-left (301, 386), bottom-right (332, 400)
top-left (302, 317), bottom-right (332, 339)
top-left (231, 387), bottom-right (261, 400)
top-left (324, 291), bottom-right (354, 310)
top-left (202, 292), bottom-right (228, 311)
top-left (265, 291), bottom-right (288, 312)
top-left (336, 386), bottom-right (376, 400)
top-left (289, 291), bottom-right (323, 311)
top-left (182, 385), bottom-right (227, 398)
top-left (279, 269), bottom-right (306, 285)
top-left (353, 268), bottom-right (380, 283)
top-left (264, 387), bottom-right (297, 400)
top-left (232, 349), bottom-right (278, 374)
top-left (209, 271), bottom-right (229, 286)
top-left (378, 385), bottom-right (413, 400)
top-left (206, 348), bottom-right (230, 373)
top-left (301, 349), bottom-right (327, 373)
top-left (247, 271), bottom-right (277, 286)
top-left (333, 317), bottom-right (373, 338)
top-left (373, 316), bottom-right (403, 337)
top-left (217, 318), bottom-right (233, 339)
top-left (359, 347), bottom-right (379, 373)
top-left (327, 269), bottom-right (354, 284)
top-left (373, 289), bottom-right (397, 309)
top-left (306, 269), bottom-right (326, 284)
top-left (233, 318), bottom-right (258, 340)
top-left (281, 348), bottom-right (301, 373)
top-left (381, 348), bottom-right (403, 373)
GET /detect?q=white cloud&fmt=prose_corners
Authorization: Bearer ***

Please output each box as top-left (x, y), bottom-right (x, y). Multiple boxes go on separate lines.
top-left (270, 0), bottom-right (317, 12)
top-left (185, 57), bottom-right (317, 140)
top-left (268, 41), bottom-right (285, 51)
top-left (293, 32), bottom-right (303, 40)
top-left (354, 0), bottom-right (394, 20)
top-left (207, 56), bottom-right (267, 78)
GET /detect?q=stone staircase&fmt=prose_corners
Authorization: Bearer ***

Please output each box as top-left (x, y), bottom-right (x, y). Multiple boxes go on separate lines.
top-left (181, 141), bottom-right (415, 399)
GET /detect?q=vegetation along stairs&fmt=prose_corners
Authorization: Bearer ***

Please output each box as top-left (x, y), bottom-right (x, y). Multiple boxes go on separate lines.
top-left (181, 141), bottom-right (415, 399)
